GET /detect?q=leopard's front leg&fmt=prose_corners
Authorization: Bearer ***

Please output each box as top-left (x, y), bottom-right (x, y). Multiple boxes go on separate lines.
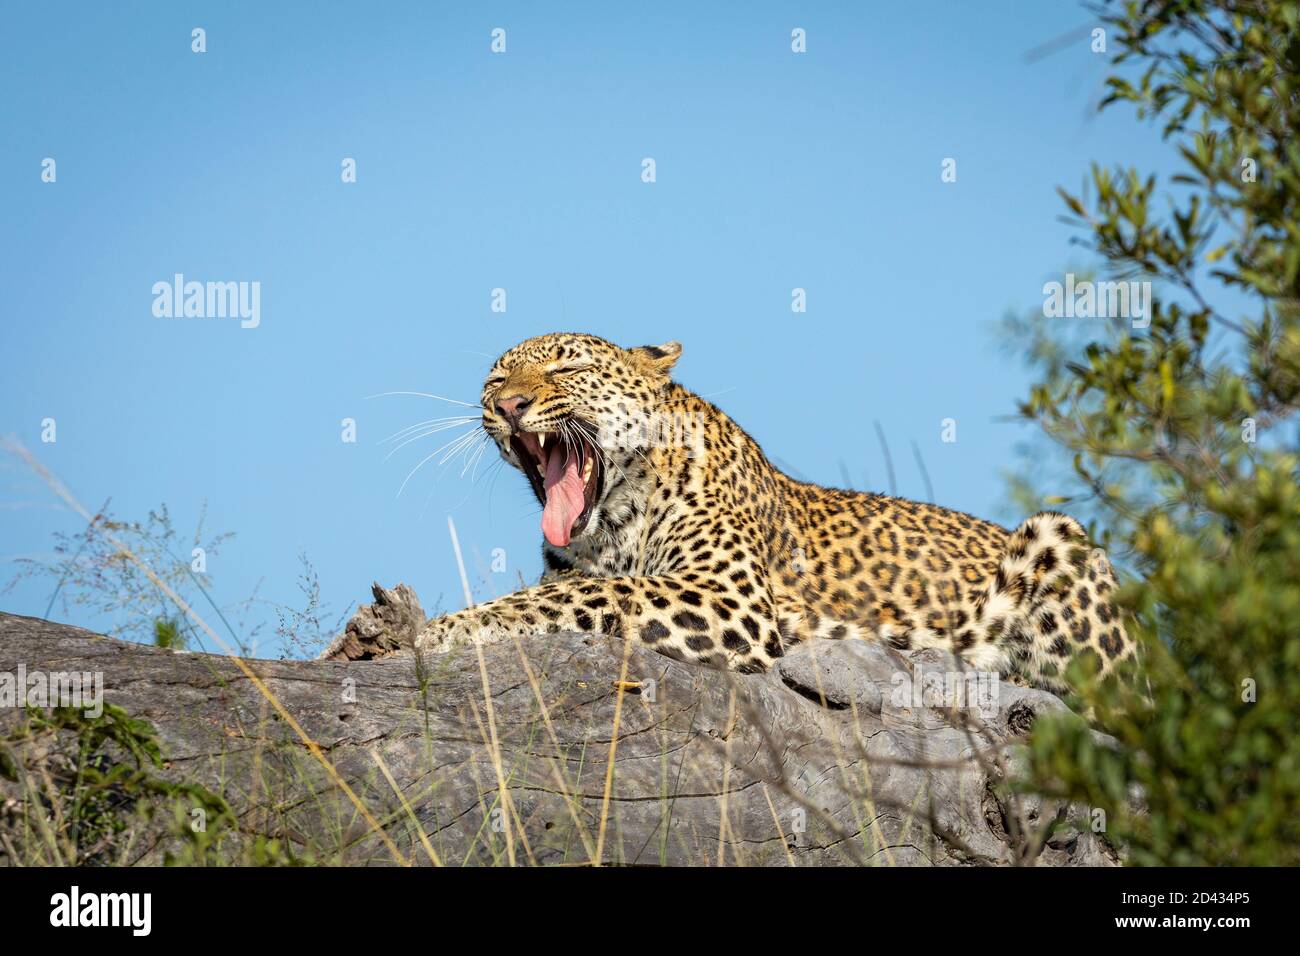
top-left (415, 572), bottom-right (783, 673)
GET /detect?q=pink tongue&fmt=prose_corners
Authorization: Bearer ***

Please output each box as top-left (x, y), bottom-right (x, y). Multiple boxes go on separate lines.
top-left (541, 446), bottom-right (585, 547)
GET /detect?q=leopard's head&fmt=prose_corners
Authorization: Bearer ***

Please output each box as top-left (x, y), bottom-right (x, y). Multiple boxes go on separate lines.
top-left (481, 332), bottom-right (682, 547)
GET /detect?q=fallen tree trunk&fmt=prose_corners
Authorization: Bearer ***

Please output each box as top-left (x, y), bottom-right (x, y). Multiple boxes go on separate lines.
top-left (0, 608), bottom-right (1116, 866)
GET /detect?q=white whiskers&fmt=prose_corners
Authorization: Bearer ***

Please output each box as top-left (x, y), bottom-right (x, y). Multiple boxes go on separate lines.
top-left (370, 388), bottom-right (495, 498)
top-left (380, 415), bottom-right (482, 461)
top-left (365, 390), bottom-right (484, 409)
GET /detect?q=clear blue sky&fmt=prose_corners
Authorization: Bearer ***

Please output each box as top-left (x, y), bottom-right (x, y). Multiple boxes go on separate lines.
top-left (0, 1), bottom-right (1177, 655)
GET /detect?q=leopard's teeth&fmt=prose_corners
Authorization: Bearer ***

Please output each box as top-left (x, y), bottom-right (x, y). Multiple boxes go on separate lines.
top-left (536, 462), bottom-right (545, 477)
top-left (538, 433), bottom-right (547, 450)
top-left (582, 458), bottom-right (593, 482)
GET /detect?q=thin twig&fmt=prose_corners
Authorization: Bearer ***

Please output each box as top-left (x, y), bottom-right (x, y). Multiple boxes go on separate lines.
top-left (873, 421), bottom-right (897, 496)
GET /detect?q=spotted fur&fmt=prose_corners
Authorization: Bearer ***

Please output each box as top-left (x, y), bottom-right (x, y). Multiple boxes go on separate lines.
top-left (415, 333), bottom-right (1135, 691)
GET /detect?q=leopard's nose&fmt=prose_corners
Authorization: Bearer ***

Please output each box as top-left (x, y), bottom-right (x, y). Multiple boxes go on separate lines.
top-left (496, 393), bottom-right (534, 424)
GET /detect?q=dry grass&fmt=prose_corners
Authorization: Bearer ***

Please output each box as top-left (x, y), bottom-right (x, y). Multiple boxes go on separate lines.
top-left (1, 437), bottom-right (1057, 868)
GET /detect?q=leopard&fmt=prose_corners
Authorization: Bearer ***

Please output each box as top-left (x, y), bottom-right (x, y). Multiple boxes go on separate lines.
top-left (358, 332), bottom-right (1137, 695)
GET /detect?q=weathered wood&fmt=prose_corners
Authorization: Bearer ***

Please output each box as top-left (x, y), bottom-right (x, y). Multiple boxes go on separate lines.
top-left (0, 609), bottom-right (1115, 866)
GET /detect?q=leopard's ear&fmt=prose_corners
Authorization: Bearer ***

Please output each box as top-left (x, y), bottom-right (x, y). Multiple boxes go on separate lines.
top-left (627, 341), bottom-right (682, 375)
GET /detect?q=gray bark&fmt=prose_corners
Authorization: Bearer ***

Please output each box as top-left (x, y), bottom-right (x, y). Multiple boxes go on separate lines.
top-left (0, 600), bottom-right (1116, 866)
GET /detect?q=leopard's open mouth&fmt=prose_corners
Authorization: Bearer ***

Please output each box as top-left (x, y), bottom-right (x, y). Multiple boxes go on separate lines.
top-left (510, 422), bottom-right (604, 548)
